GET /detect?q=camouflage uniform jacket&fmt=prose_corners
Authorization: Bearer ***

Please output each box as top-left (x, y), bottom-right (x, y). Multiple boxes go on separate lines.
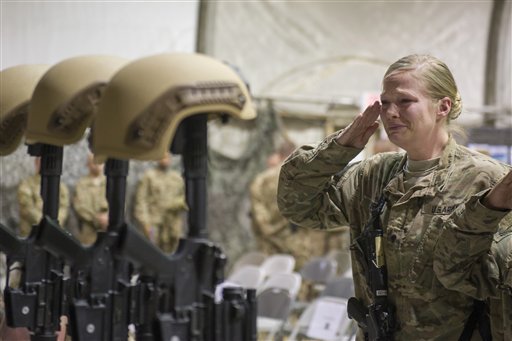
top-left (490, 230), bottom-right (512, 340)
top-left (277, 133), bottom-right (510, 340)
top-left (250, 165), bottom-right (325, 268)
top-left (134, 168), bottom-right (187, 229)
top-left (73, 174), bottom-right (108, 245)
top-left (17, 174), bottom-right (69, 236)
top-left (434, 206), bottom-right (512, 340)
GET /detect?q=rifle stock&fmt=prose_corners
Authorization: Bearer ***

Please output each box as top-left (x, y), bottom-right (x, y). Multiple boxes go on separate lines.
top-left (3, 222), bottom-right (65, 338)
top-left (0, 223), bottom-right (23, 256)
top-left (116, 223), bottom-right (174, 281)
top-left (34, 216), bottom-right (89, 267)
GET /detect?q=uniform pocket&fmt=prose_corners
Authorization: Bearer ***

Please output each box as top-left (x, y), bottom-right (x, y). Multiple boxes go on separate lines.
top-left (407, 214), bottom-right (446, 300)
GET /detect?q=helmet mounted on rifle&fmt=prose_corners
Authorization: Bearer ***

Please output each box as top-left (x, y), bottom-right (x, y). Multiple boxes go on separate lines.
top-left (92, 52), bottom-right (257, 162)
top-left (0, 64), bottom-right (49, 155)
top-left (25, 55), bottom-right (128, 146)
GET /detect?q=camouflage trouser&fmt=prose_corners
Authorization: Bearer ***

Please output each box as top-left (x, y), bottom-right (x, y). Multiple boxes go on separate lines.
top-left (490, 293), bottom-right (512, 340)
top-left (503, 293), bottom-right (512, 340)
top-left (158, 211), bottom-right (184, 253)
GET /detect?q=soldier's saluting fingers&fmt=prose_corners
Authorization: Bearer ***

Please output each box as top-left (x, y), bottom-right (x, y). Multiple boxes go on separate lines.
top-left (336, 101), bottom-right (381, 149)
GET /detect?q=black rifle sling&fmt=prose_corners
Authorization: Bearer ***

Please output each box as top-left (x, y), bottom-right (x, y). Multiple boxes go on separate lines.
top-left (458, 299), bottom-right (492, 341)
top-left (359, 159), bottom-right (402, 340)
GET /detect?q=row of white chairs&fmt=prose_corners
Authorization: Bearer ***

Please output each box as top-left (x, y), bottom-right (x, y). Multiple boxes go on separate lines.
top-left (227, 251), bottom-right (352, 293)
top-left (292, 251), bottom-right (356, 340)
top-left (221, 251), bottom-right (356, 340)
top-left (254, 274), bottom-right (355, 340)
top-left (216, 268), bottom-right (303, 341)
top-left (288, 296), bottom-right (356, 341)
top-left (230, 250), bottom-right (352, 281)
top-left (230, 253), bottom-right (295, 278)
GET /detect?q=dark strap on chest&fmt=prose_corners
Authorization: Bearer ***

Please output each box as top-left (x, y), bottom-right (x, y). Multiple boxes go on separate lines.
top-left (458, 300), bottom-right (491, 341)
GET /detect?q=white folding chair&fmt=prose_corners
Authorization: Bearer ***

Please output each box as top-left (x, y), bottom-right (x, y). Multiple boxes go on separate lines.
top-left (296, 256), bottom-right (339, 308)
top-left (257, 287), bottom-right (293, 341)
top-left (288, 296), bottom-right (354, 341)
top-left (227, 264), bottom-right (265, 290)
top-left (321, 276), bottom-right (355, 299)
top-left (259, 272), bottom-right (302, 299)
top-left (300, 256), bottom-right (338, 289)
top-left (259, 253), bottom-right (295, 279)
top-left (230, 251), bottom-right (267, 275)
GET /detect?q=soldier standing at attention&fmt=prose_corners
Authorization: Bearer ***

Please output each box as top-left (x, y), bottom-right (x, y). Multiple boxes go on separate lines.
top-left (73, 153), bottom-right (109, 245)
top-left (134, 152), bottom-right (188, 253)
top-left (277, 54), bottom-right (512, 340)
top-left (17, 156), bottom-right (70, 236)
top-left (250, 141), bottom-right (326, 269)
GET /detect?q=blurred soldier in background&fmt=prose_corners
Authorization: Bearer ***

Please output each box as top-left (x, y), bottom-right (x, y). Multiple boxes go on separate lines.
top-left (250, 140), bottom-right (326, 269)
top-left (134, 152), bottom-right (188, 253)
top-left (73, 153), bottom-right (109, 245)
top-left (17, 156), bottom-right (70, 236)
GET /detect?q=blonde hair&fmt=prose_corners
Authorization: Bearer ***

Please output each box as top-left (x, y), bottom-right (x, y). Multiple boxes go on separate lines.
top-left (384, 54), bottom-right (463, 121)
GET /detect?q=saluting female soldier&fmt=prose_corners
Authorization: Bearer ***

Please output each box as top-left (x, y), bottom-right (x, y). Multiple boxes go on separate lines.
top-left (277, 54), bottom-right (512, 340)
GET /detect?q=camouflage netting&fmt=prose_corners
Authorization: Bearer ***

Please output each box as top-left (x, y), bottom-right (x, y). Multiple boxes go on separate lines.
top-left (207, 105), bottom-right (281, 270)
top-left (0, 105), bottom-right (281, 270)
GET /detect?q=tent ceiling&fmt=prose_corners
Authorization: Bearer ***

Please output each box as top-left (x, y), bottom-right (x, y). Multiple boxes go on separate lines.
top-left (199, 1), bottom-right (510, 127)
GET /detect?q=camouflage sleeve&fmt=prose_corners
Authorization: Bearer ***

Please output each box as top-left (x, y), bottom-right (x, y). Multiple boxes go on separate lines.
top-left (433, 190), bottom-right (512, 299)
top-left (499, 292), bottom-right (512, 340)
top-left (492, 230), bottom-right (512, 290)
top-left (73, 180), bottom-right (97, 225)
top-left (250, 173), bottom-right (289, 236)
top-left (489, 231), bottom-right (512, 340)
top-left (277, 133), bottom-right (363, 230)
top-left (17, 179), bottom-right (40, 226)
top-left (134, 175), bottom-right (151, 227)
top-left (167, 198), bottom-right (187, 211)
top-left (58, 183), bottom-right (69, 226)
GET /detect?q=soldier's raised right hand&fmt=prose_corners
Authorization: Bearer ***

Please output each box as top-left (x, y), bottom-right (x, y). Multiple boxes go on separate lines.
top-left (335, 101), bottom-right (381, 149)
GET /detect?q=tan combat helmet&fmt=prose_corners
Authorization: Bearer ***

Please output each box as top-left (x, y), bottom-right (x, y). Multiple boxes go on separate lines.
top-left (0, 64), bottom-right (49, 156)
top-left (92, 53), bottom-right (257, 161)
top-left (25, 55), bottom-right (128, 146)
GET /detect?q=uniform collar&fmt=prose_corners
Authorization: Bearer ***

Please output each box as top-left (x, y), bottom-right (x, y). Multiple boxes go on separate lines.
top-left (384, 136), bottom-right (458, 199)
top-left (432, 135), bottom-right (458, 192)
top-left (437, 135), bottom-right (458, 171)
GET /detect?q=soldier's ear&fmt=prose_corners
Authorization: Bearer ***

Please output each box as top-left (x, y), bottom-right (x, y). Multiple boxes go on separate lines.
top-left (436, 97), bottom-right (451, 121)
